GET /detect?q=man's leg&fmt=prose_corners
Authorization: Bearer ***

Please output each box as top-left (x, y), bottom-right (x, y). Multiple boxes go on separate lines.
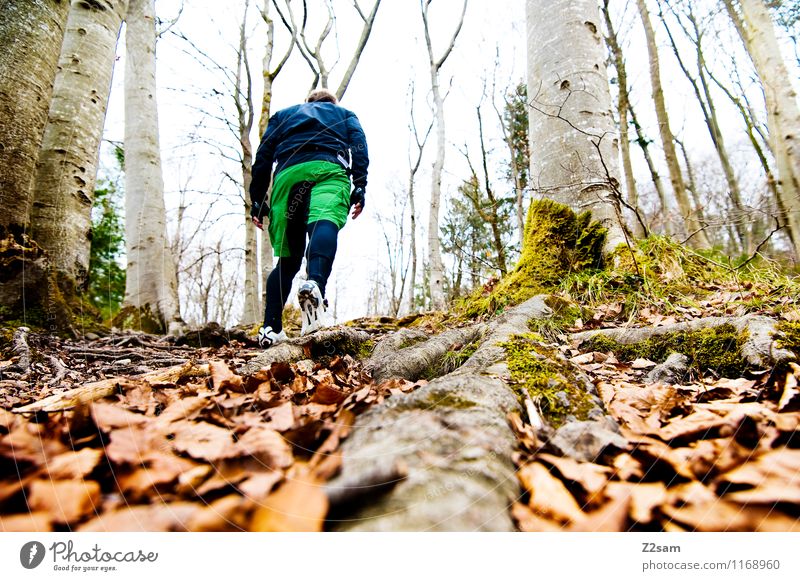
top-left (262, 256), bottom-right (302, 332)
top-left (305, 219), bottom-right (339, 297)
top-left (261, 182), bottom-right (311, 332)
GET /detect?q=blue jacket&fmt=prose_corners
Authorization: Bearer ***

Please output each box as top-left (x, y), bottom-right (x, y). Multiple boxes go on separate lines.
top-left (249, 101), bottom-right (369, 210)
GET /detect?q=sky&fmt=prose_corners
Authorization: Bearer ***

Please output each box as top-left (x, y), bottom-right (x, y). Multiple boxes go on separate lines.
top-left (98, 0), bottom-right (799, 327)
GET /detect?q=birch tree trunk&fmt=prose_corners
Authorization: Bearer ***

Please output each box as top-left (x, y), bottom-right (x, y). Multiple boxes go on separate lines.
top-left (0, 0), bottom-right (70, 240)
top-left (636, 0), bottom-right (710, 248)
top-left (421, 0), bottom-right (468, 310)
top-left (121, 0), bottom-right (184, 335)
top-left (0, 0), bottom-right (70, 314)
top-left (658, 5), bottom-right (748, 251)
top-left (725, 0), bottom-right (800, 260)
top-left (31, 0), bottom-right (127, 292)
top-left (527, 0), bottom-right (626, 250)
top-left (602, 0), bottom-right (643, 238)
top-left (257, 0), bottom-right (295, 311)
top-left (236, 0), bottom-right (259, 326)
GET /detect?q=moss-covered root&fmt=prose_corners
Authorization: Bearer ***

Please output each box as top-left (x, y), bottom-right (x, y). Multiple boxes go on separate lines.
top-left (365, 323), bottom-right (486, 383)
top-left (501, 333), bottom-right (602, 427)
top-left (327, 373), bottom-right (522, 531)
top-left (461, 199), bottom-right (607, 317)
top-left (776, 321), bottom-right (800, 360)
top-left (573, 315), bottom-right (795, 375)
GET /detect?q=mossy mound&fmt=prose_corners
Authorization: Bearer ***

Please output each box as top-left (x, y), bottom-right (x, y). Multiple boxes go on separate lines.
top-left (562, 235), bottom-right (800, 318)
top-left (459, 200), bottom-right (606, 318)
top-left (501, 333), bottom-right (595, 427)
top-left (775, 321), bottom-right (800, 359)
top-left (580, 323), bottom-right (749, 378)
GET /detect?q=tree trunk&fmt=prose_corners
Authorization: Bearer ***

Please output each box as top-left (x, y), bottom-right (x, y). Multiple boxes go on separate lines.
top-left (31, 0), bottom-right (127, 292)
top-left (0, 0), bottom-right (70, 240)
top-left (629, 100), bottom-right (668, 231)
top-left (427, 59), bottom-right (447, 310)
top-left (407, 166), bottom-right (418, 314)
top-left (121, 0), bottom-right (184, 335)
top-left (421, 0), bottom-right (468, 310)
top-left (0, 0), bottom-right (70, 319)
top-left (725, 0), bottom-right (800, 260)
top-left (658, 5), bottom-right (749, 252)
top-left (527, 0), bottom-right (626, 250)
top-left (602, 0), bottom-right (643, 238)
top-left (636, 0), bottom-right (709, 248)
top-left (237, 0), bottom-right (259, 326)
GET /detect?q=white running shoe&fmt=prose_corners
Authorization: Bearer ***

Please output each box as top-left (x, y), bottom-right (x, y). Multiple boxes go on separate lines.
top-left (257, 326), bottom-right (288, 348)
top-left (298, 280), bottom-right (329, 336)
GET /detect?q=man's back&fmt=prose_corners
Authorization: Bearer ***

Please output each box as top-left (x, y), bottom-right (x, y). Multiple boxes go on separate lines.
top-left (250, 100), bottom-right (368, 205)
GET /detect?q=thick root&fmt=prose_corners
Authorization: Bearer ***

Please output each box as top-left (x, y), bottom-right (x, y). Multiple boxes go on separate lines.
top-left (365, 325), bottom-right (486, 383)
top-left (328, 296), bottom-right (626, 530)
top-left (237, 327), bottom-right (373, 376)
top-left (571, 315), bottom-right (795, 369)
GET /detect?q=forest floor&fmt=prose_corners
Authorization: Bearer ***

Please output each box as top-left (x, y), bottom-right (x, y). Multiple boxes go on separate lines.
top-left (2, 241), bottom-right (800, 531)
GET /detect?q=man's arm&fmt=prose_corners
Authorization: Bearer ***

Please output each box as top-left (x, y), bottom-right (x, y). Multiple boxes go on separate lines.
top-left (249, 114), bottom-right (280, 221)
top-left (345, 111), bottom-right (369, 191)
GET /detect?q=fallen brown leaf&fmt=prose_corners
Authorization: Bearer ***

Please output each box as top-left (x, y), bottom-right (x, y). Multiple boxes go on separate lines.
top-left (512, 502), bottom-right (563, 532)
top-left (46, 448), bottom-right (103, 480)
top-left (170, 421), bottom-right (234, 461)
top-left (518, 462), bottom-right (586, 524)
top-left (250, 473), bottom-right (328, 532)
top-left (663, 500), bottom-right (800, 532)
top-left (232, 426), bottom-right (294, 469)
top-left (28, 479), bottom-right (101, 524)
top-left (0, 511), bottom-right (53, 532)
top-left (210, 360), bottom-right (243, 392)
top-left (77, 502), bottom-right (199, 532)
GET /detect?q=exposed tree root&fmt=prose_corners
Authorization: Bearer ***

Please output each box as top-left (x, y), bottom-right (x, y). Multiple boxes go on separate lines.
top-left (237, 328), bottom-right (372, 376)
top-left (11, 327), bottom-right (32, 374)
top-left (327, 295), bottom-right (626, 530)
top-left (365, 324), bottom-right (486, 383)
top-left (571, 314), bottom-right (795, 368)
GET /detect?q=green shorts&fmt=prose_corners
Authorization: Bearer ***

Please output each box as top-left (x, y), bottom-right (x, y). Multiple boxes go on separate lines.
top-left (268, 160), bottom-right (351, 257)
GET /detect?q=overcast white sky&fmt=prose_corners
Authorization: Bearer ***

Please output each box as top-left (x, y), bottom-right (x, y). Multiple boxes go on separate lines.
top-left (99, 0), bottom-right (798, 327)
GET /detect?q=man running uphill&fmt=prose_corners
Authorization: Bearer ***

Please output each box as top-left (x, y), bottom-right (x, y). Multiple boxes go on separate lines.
top-left (250, 89), bottom-right (368, 348)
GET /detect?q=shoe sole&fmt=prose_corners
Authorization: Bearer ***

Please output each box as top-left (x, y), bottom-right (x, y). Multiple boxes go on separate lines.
top-left (298, 286), bottom-right (324, 335)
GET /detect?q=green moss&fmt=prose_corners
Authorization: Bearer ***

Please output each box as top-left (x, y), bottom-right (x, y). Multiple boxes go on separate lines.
top-left (112, 303), bottom-right (164, 334)
top-left (398, 335), bottom-right (429, 349)
top-left (527, 296), bottom-right (585, 341)
top-left (501, 333), bottom-right (594, 427)
top-left (418, 340), bottom-right (481, 379)
top-left (582, 324), bottom-right (748, 377)
top-left (352, 339), bottom-right (375, 359)
top-left (459, 200), bottom-right (606, 318)
top-left (418, 391), bottom-right (478, 410)
top-left (775, 321), bottom-right (800, 358)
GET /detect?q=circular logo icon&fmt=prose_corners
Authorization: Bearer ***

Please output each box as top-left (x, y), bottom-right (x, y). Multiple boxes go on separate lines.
top-left (20, 541), bottom-right (46, 569)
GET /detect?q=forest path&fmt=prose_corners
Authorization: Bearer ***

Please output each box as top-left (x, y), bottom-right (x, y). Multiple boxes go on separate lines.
top-left (1, 287), bottom-right (799, 531)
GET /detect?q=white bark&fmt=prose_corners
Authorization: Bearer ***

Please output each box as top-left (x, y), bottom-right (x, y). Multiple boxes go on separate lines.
top-left (123, 0), bottom-right (184, 334)
top-left (527, 0), bottom-right (626, 249)
top-left (421, 0), bottom-right (467, 310)
top-left (727, 0), bottom-right (800, 259)
top-left (0, 0), bottom-right (70, 238)
top-left (31, 0), bottom-right (127, 288)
